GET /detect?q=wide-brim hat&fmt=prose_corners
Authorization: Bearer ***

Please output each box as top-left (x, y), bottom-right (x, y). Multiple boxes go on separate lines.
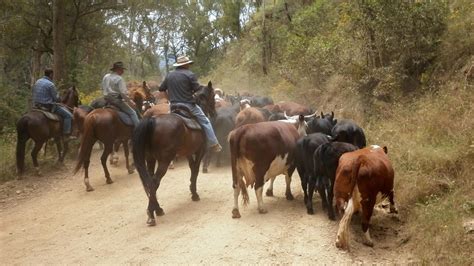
top-left (110, 61), bottom-right (127, 71)
top-left (173, 56), bottom-right (194, 67)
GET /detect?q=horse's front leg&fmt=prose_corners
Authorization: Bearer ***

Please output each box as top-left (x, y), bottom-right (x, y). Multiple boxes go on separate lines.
top-left (54, 137), bottom-right (63, 163)
top-left (188, 147), bottom-right (205, 201)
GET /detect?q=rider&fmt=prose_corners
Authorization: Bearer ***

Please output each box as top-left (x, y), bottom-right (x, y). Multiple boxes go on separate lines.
top-left (32, 68), bottom-right (74, 138)
top-left (101, 61), bottom-right (140, 127)
top-left (159, 56), bottom-right (222, 153)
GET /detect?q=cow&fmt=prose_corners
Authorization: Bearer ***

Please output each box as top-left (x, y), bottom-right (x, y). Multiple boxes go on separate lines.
top-left (202, 104), bottom-right (239, 173)
top-left (294, 133), bottom-right (331, 215)
top-left (307, 111), bottom-right (337, 135)
top-left (276, 101), bottom-right (313, 116)
top-left (234, 100), bottom-right (266, 128)
top-left (229, 119), bottom-right (306, 218)
top-left (312, 141), bottom-right (358, 220)
top-left (262, 104), bottom-right (281, 113)
top-left (334, 145), bottom-right (398, 250)
top-left (331, 119), bottom-right (366, 148)
top-left (249, 96), bottom-right (274, 107)
top-left (143, 102), bottom-right (170, 118)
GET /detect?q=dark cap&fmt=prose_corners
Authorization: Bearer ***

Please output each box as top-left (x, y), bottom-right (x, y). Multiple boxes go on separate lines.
top-left (110, 61), bottom-right (126, 71)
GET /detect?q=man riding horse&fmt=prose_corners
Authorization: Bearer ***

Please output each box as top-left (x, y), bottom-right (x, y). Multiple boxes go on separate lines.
top-left (101, 61), bottom-right (140, 127)
top-left (32, 68), bottom-right (74, 139)
top-left (159, 55), bottom-right (222, 153)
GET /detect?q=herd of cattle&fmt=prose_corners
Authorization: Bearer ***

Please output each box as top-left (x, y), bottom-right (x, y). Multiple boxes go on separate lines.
top-left (72, 82), bottom-right (398, 250)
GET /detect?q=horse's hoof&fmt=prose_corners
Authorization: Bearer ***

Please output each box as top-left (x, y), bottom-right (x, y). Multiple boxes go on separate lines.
top-left (307, 208), bottom-right (314, 215)
top-left (86, 186), bottom-right (94, 192)
top-left (258, 208), bottom-right (268, 214)
top-left (286, 193), bottom-right (294, 201)
top-left (147, 218), bottom-right (156, 226)
top-left (128, 169), bottom-right (134, 174)
top-left (156, 208), bottom-right (165, 216)
top-left (106, 178), bottom-right (113, 184)
top-left (191, 194), bottom-right (200, 201)
top-left (202, 168), bottom-right (208, 173)
top-left (168, 164), bottom-right (174, 169)
top-left (232, 208), bottom-right (241, 219)
top-left (266, 189), bottom-right (273, 197)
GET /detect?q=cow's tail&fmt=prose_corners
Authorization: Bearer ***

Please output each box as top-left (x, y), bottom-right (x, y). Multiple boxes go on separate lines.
top-left (229, 129), bottom-right (249, 206)
top-left (73, 114), bottom-right (97, 174)
top-left (132, 117), bottom-right (155, 196)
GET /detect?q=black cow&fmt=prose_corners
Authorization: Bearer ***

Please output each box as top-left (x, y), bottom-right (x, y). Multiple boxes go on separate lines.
top-left (313, 141), bottom-right (358, 220)
top-left (202, 104), bottom-right (239, 173)
top-left (250, 96), bottom-right (274, 107)
top-left (307, 112), bottom-right (337, 135)
top-left (331, 119), bottom-right (366, 148)
top-left (295, 133), bottom-right (331, 215)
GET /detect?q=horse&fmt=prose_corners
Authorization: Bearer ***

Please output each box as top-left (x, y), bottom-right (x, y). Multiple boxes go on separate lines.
top-left (16, 86), bottom-right (80, 177)
top-left (73, 102), bottom-right (136, 191)
top-left (132, 81), bottom-right (216, 226)
top-left (128, 81), bottom-right (155, 113)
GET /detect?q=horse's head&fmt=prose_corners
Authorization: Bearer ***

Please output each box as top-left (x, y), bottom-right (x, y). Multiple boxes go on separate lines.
top-left (142, 81), bottom-right (155, 102)
top-left (195, 81), bottom-right (216, 118)
top-left (61, 86), bottom-right (80, 108)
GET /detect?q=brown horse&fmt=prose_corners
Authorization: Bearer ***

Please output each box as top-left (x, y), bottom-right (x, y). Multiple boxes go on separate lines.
top-left (128, 81), bottom-right (155, 113)
top-left (132, 81), bottom-right (216, 226)
top-left (16, 86), bottom-right (80, 177)
top-left (73, 104), bottom-right (135, 191)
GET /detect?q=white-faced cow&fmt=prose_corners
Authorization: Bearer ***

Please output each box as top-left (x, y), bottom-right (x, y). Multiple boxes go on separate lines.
top-left (229, 119), bottom-right (306, 218)
top-left (334, 145), bottom-right (398, 250)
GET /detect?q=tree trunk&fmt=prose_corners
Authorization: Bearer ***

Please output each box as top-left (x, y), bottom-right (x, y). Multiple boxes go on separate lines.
top-left (53, 0), bottom-right (67, 90)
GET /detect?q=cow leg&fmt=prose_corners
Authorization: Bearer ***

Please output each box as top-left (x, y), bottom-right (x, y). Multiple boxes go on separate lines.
top-left (232, 185), bottom-right (241, 218)
top-left (265, 177), bottom-right (275, 197)
top-left (327, 178), bottom-right (336, 220)
top-left (388, 190), bottom-right (398, 213)
top-left (122, 140), bottom-right (134, 174)
top-left (255, 172), bottom-right (267, 214)
top-left (361, 197), bottom-right (376, 247)
top-left (297, 167), bottom-right (308, 204)
top-left (101, 143), bottom-right (114, 184)
top-left (285, 173), bottom-right (294, 200)
top-left (306, 175), bottom-right (317, 214)
top-left (31, 141), bottom-right (45, 176)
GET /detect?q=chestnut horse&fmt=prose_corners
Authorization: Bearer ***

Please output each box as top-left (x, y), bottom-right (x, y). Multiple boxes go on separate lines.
top-left (132, 81), bottom-right (216, 226)
top-left (73, 106), bottom-right (135, 191)
top-left (16, 86), bottom-right (80, 176)
top-left (128, 81), bottom-right (155, 113)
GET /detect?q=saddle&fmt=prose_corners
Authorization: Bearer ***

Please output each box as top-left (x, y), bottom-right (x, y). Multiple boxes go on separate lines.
top-left (104, 105), bottom-right (134, 127)
top-left (31, 107), bottom-right (61, 121)
top-left (170, 103), bottom-right (202, 130)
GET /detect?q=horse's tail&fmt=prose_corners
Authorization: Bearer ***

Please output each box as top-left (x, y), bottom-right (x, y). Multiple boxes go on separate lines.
top-left (16, 116), bottom-right (30, 175)
top-left (228, 128), bottom-right (249, 205)
top-left (132, 117), bottom-right (155, 195)
top-left (73, 114), bottom-right (96, 174)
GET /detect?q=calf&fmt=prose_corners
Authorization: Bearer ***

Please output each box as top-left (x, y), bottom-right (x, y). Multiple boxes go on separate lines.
top-left (312, 142), bottom-right (358, 220)
top-left (334, 145), bottom-right (398, 250)
top-left (229, 120), bottom-right (305, 218)
top-left (234, 101), bottom-right (266, 128)
top-left (331, 119), bottom-right (366, 148)
top-left (294, 133), bottom-right (331, 215)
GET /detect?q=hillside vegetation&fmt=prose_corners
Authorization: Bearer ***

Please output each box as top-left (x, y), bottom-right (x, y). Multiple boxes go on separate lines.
top-left (207, 0), bottom-right (473, 263)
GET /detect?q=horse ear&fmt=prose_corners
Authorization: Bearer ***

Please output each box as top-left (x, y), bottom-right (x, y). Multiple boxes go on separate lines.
top-left (142, 81), bottom-right (147, 86)
top-left (383, 146), bottom-right (388, 154)
top-left (321, 111), bottom-right (324, 117)
top-left (207, 81), bottom-right (213, 88)
top-left (331, 111), bottom-right (334, 119)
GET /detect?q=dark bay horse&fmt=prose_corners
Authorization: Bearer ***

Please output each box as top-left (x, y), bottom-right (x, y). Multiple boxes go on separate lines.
top-left (16, 86), bottom-right (80, 177)
top-left (73, 104), bottom-right (135, 191)
top-left (132, 81), bottom-right (216, 226)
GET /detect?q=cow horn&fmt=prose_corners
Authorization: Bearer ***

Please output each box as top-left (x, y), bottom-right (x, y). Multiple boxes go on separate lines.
top-left (304, 111), bottom-right (318, 119)
top-left (283, 111), bottom-right (289, 119)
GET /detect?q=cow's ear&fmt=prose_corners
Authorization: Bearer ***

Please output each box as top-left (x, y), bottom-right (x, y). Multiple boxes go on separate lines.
top-left (321, 111), bottom-right (324, 117)
top-left (383, 146), bottom-right (388, 154)
top-left (331, 111), bottom-right (334, 119)
top-left (208, 81), bottom-right (213, 88)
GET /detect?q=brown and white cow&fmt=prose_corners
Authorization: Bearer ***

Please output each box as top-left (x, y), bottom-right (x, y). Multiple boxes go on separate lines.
top-left (229, 119), bottom-right (306, 218)
top-left (334, 145), bottom-right (398, 250)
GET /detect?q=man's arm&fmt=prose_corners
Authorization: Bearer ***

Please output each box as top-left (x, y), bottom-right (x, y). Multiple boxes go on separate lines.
top-left (50, 83), bottom-right (60, 102)
top-left (118, 78), bottom-right (136, 107)
top-left (189, 73), bottom-right (200, 93)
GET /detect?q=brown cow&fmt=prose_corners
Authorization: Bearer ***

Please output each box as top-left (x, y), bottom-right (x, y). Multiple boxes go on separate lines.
top-left (334, 145), bottom-right (398, 250)
top-left (276, 101), bottom-right (312, 116)
top-left (234, 99), bottom-right (265, 128)
top-left (229, 119), bottom-right (306, 218)
top-left (143, 102), bottom-right (170, 118)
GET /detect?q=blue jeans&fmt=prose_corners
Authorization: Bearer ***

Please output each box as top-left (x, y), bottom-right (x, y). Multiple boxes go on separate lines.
top-left (176, 103), bottom-right (219, 147)
top-left (104, 94), bottom-right (140, 127)
top-left (53, 104), bottom-right (73, 135)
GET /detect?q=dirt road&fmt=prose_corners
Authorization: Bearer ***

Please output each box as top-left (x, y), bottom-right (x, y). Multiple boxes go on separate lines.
top-left (0, 150), bottom-right (412, 264)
